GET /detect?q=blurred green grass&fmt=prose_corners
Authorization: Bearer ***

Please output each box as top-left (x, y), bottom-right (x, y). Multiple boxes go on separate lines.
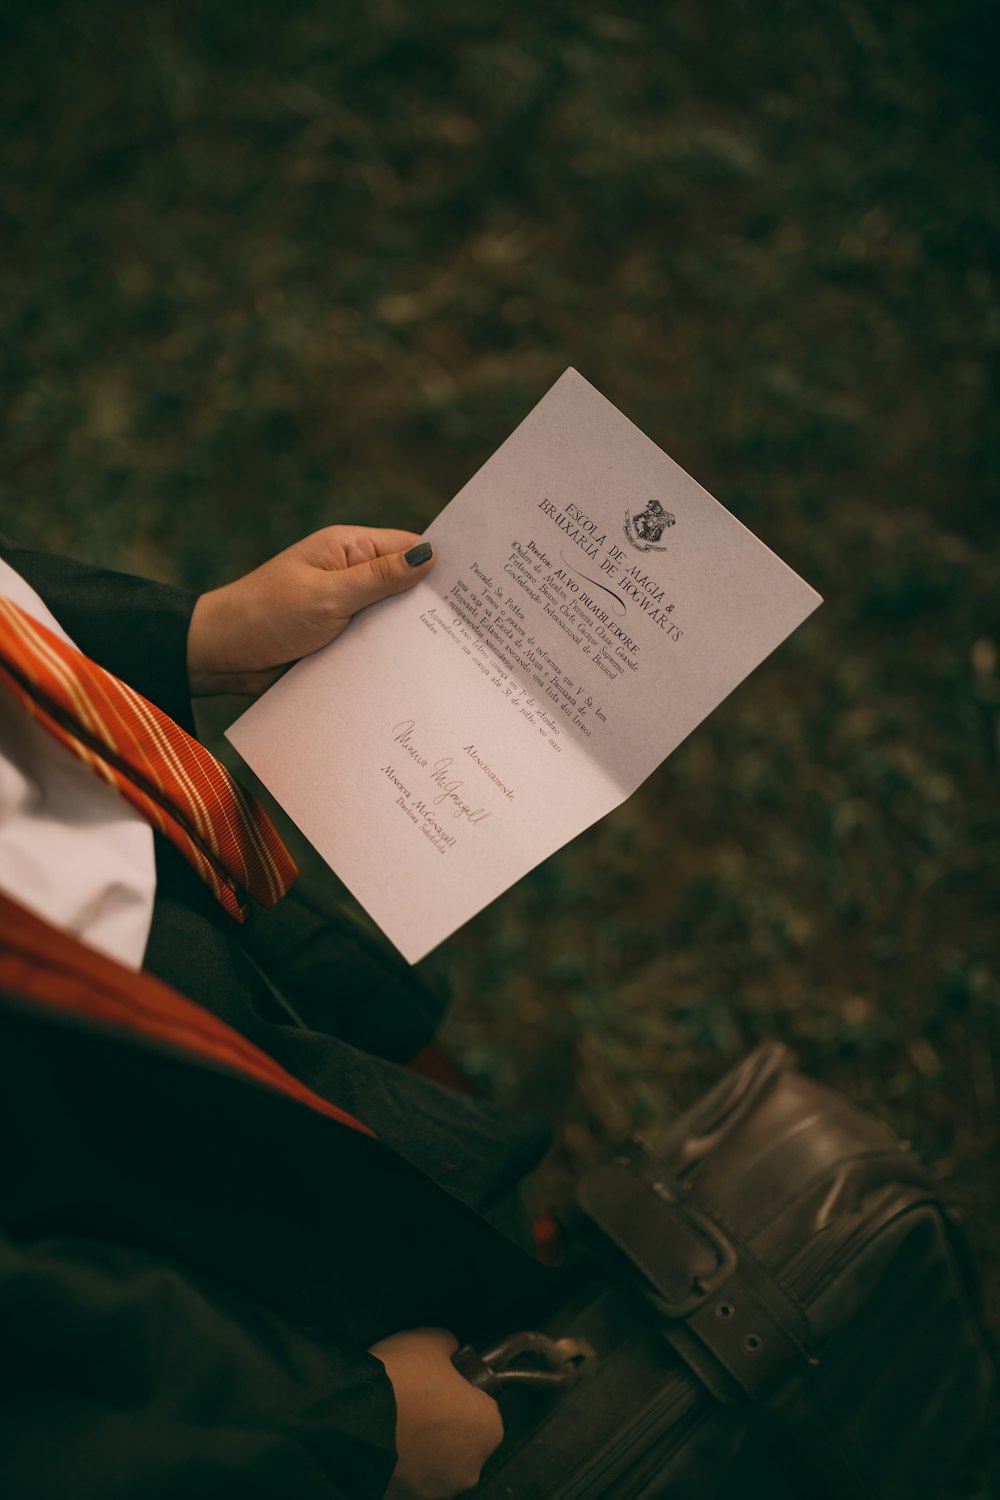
top-left (2, 1), bottom-right (998, 1489)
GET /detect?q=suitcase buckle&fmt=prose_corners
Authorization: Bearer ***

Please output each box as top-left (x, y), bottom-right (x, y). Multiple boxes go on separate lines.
top-left (577, 1160), bottom-right (740, 1322)
top-left (644, 1179), bottom-right (740, 1319)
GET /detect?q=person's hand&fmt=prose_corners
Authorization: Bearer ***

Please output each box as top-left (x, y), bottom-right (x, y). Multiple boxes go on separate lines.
top-left (369, 1327), bottom-right (504, 1499)
top-left (186, 525), bottom-right (435, 697)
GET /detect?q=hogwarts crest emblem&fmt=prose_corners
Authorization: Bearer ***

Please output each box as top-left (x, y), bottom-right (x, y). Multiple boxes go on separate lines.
top-left (624, 499), bottom-right (676, 552)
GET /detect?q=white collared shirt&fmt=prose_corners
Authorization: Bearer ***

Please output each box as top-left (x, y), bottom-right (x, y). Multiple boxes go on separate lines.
top-left (0, 557), bottom-right (157, 970)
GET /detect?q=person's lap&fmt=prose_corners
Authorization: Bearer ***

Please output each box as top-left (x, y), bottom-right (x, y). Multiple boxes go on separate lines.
top-left (143, 833), bottom-right (550, 1249)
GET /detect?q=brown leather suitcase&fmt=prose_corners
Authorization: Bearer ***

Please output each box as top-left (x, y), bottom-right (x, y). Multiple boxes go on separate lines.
top-left (467, 1043), bottom-right (996, 1499)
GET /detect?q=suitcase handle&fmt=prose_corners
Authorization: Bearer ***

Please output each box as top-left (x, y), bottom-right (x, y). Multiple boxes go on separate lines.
top-left (452, 1330), bottom-right (597, 1396)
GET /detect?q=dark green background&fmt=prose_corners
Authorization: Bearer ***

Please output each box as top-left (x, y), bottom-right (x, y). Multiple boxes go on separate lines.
top-left (2, 2), bottom-right (997, 1492)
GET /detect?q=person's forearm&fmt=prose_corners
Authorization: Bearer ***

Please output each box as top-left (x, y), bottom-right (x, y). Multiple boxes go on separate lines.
top-left (187, 587), bottom-right (284, 697)
top-left (0, 1231), bottom-right (398, 1499)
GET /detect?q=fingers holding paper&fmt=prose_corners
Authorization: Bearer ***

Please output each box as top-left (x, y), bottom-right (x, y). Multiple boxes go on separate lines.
top-left (186, 524), bottom-right (436, 698)
top-left (316, 526), bottom-right (436, 619)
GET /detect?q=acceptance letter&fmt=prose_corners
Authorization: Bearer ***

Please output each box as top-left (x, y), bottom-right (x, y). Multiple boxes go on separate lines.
top-left (227, 370), bottom-right (821, 962)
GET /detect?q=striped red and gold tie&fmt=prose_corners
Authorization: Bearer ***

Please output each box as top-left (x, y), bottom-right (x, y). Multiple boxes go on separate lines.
top-left (0, 594), bottom-right (297, 921)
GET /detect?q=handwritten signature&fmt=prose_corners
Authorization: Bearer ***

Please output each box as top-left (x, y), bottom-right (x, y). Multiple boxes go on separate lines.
top-left (391, 720), bottom-right (491, 826)
top-left (392, 718), bottom-right (429, 768)
top-left (429, 758), bottom-right (491, 825)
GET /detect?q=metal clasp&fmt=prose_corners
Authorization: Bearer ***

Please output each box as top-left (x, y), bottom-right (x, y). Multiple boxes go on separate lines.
top-left (452, 1330), bottom-right (597, 1396)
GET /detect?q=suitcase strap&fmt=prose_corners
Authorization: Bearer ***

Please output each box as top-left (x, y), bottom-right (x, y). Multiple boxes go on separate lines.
top-left (578, 1158), bottom-right (813, 1404)
top-left (578, 1156), bottom-right (878, 1500)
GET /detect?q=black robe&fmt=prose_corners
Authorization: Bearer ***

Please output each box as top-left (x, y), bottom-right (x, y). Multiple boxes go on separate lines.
top-left (0, 538), bottom-right (557, 1499)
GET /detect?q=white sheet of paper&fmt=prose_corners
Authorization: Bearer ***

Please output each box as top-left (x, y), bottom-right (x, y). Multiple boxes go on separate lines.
top-left (227, 370), bottom-right (821, 963)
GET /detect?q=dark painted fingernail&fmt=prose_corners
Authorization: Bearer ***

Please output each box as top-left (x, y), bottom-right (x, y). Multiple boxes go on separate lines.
top-left (405, 542), bottom-right (433, 567)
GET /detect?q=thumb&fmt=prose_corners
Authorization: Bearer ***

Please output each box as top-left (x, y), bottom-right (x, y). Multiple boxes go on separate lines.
top-left (337, 540), bottom-right (436, 615)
